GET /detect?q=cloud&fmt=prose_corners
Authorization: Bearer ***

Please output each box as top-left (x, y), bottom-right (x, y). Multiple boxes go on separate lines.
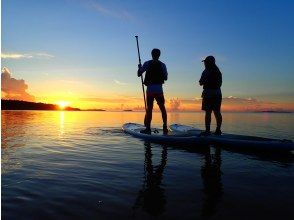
top-left (179, 98), bottom-right (201, 104)
top-left (223, 96), bottom-right (274, 105)
top-left (87, 1), bottom-right (133, 20)
top-left (220, 96), bottom-right (292, 111)
top-left (114, 80), bottom-right (127, 85)
top-left (169, 98), bottom-right (181, 111)
top-left (34, 53), bottom-right (55, 59)
top-left (61, 93), bottom-right (293, 112)
top-left (1, 53), bottom-right (32, 59)
top-left (166, 96), bottom-right (293, 112)
top-left (1, 52), bottom-right (54, 59)
top-left (1, 67), bottom-right (35, 102)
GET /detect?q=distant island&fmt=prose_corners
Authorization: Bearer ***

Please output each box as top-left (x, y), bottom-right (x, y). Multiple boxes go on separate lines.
top-left (254, 110), bottom-right (292, 113)
top-left (123, 109), bottom-right (133, 112)
top-left (83, 109), bottom-right (106, 111)
top-left (1, 99), bottom-right (80, 111)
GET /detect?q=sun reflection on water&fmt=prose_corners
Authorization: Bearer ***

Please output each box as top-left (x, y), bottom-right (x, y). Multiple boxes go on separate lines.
top-left (59, 111), bottom-right (65, 137)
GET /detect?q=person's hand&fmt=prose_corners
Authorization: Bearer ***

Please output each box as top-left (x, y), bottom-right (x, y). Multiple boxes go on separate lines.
top-left (138, 64), bottom-right (142, 68)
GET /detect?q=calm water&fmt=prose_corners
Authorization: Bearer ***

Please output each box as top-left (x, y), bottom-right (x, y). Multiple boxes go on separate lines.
top-left (2, 111), bottom-right (294, 220)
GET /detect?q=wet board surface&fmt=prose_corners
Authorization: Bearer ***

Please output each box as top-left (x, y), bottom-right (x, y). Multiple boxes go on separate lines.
top-left (122, 123), bottom-right (208, 145)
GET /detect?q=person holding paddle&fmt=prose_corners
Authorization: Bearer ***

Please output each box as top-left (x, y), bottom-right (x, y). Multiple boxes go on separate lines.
top-left (137, 48), bottom-right (168, 135)
top-left (199, 56), bottom-right (223, 136)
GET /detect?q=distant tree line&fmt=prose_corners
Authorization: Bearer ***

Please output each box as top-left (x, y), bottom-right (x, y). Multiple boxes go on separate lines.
top-left (1, 99), bottom-right (80, 111)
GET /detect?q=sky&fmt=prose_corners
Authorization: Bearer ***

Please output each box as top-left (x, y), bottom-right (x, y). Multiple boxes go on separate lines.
top-left (1, 0), bottom-right (294, 111)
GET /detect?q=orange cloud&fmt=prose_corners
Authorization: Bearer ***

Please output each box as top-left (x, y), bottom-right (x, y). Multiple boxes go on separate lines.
top-left (1, 67), bottom-right (35, 102)
top-left (221, 96), bottom-right (294, 112)
top-left (169, 98), bottom-right (181, 111)
top-left (65, 95), bottom-right (293, 112)
top-left (164, 96), bottom-right (293, 112)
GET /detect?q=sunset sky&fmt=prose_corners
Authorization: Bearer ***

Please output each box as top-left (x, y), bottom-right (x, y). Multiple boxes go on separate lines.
top-left (2, 0), bottom-right (294, 111)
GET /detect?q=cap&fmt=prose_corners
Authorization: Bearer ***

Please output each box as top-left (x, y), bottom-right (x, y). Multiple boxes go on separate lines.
top-left (202, 56), bottom-right (215, 63)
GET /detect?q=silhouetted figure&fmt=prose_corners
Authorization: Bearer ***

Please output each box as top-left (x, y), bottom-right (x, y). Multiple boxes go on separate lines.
top-left (137, 49), bottom-right (168, 135)
top-left (201, 147), bottom-right (223, 218)
top-left (133, 142), bottom-right (168, 217)
top-left (199, 56), bottom-right (223, 136)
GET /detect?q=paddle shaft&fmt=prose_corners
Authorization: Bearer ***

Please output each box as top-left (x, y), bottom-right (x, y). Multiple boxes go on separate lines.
top-left (135, 36), bottom-right (147, 112)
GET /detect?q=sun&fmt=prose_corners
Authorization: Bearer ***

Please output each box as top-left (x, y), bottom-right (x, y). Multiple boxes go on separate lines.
top-left (57, 101), bottom-right (70, 109)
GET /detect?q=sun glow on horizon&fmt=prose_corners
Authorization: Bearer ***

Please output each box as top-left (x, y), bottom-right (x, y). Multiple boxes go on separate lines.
top-left (35, 95), bottom-right (294, 112)
top-left (56, 101), bottom-right (70, 109)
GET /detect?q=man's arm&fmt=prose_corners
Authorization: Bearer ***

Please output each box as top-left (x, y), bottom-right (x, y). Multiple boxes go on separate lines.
top-left (219, 72), bottom-right (222, 87)
top-left (137, 61), bottom-right (148, 77)
top-left (162, 63), bottom-right (168, 80)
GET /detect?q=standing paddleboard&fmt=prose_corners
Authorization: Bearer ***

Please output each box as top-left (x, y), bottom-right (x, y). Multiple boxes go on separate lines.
top-left (170, 124), bottom-right (294, 151)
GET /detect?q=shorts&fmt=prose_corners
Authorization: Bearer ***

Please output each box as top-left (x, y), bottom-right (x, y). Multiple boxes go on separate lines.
top-left (202, 96), bottom-right (222, 111)
top-left (147, 93), bottom-right (165, 108)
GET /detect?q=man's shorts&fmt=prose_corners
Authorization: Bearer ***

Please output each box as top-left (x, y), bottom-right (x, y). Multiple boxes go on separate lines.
top-left (147, 93), bottom-right (165, 107)
top-left (202, 96), bottom-right (222, 111)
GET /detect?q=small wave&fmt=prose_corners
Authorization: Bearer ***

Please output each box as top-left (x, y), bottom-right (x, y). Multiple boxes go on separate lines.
top-left (85, 127), bottom-right (124, 136)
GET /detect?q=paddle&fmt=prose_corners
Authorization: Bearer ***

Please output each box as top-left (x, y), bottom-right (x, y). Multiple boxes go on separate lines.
top-left (135, 36), bottom-right (147, 125)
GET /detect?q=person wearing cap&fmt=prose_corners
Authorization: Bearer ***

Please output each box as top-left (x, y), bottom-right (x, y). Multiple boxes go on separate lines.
top-left (199, 55), bottom-right (223, 135)
top-left (137, 48), bottom-right (168, 135)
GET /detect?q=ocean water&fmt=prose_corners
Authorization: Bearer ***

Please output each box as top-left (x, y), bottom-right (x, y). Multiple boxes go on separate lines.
top-left (2, 111), bottom-right (294, 220)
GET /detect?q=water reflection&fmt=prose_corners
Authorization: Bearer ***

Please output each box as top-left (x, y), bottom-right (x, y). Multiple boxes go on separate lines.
top-left (59, 111), bottom-right (65, 137)
top-left (133, 142), bottom-right (168, 217)
top-left (133, 142), bottom-right (224, 218)
top-left (201, 146), bottom-right (223, 218)
top-left (169, 112), bottom-right (180, 124)
top-left (1, 111), bottom-right (36, 148)
top-left (1, 111), bottom-right (37, 173)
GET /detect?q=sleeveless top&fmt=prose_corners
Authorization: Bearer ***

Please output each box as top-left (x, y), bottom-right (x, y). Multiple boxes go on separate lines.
top-left (143, 60), bottom-right (165, 86)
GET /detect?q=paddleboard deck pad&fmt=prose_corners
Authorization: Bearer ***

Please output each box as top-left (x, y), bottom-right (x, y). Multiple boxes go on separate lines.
top-left (122, 123), bottom-right (208, 145)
